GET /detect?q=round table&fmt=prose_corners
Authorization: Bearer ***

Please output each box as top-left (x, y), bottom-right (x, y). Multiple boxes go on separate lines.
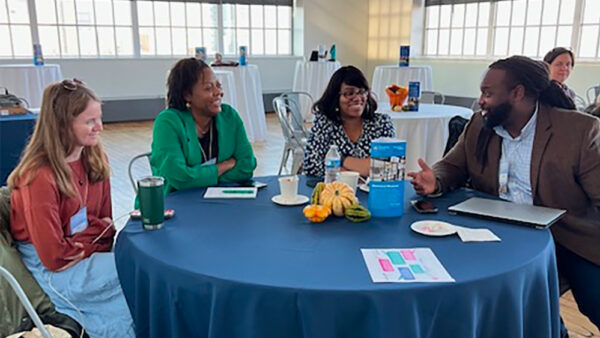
top-left (213, 69), bottom-right (238, 110)
top-left (0, 64), bottom-right (63, 109)
top-left (115, 176), bottom-right (559, 338)
top-left (371, 65), bottom-right (433, 102)
top-left (379, 102), bottom-right (473, 172)
top-left (292, 60), bottom-right (342, 120)
top-left (213, 65), bottom-right (266, 142)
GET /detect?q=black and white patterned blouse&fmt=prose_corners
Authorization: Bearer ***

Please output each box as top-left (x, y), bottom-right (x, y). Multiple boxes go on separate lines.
top-left (303, 113), bottom-right (395, 177)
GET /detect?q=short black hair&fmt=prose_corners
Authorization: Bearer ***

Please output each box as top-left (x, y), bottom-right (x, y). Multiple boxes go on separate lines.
top-left (312, 65), bottom-right (378, 123)
top-left (167, 58), bottom-right (210, 111)
top-left (543, 47), bottom-right (575, 67)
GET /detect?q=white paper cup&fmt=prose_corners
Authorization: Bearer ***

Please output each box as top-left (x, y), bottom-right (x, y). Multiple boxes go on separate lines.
top-left (278, 176), bottom-right (299, 201)
top-left (337, 171), bottom-right (359, 193)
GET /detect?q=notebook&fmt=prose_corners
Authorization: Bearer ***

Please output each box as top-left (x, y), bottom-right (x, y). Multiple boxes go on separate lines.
top-left (203, 187), bottom-right (257, 199)
top-left (448, 197), bottom-right (566, 229)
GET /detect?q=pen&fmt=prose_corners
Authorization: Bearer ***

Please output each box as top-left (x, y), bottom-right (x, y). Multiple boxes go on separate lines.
top-left (222, 189), bottom-right (254, 194)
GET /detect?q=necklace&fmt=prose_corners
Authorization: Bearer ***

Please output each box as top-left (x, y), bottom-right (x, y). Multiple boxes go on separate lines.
top-left (71, 161), bottom-right (89, 207)
top-left (199, 122), bottom-right (213, 162)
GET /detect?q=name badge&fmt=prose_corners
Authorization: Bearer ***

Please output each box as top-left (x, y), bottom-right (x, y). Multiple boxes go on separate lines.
top-left (201, 158), bottom-right (217, 167)
top-left (70, 207), bottom-right (88, 235)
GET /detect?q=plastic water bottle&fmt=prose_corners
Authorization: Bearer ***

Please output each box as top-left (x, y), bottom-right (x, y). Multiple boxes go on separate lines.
top-left (324, 145), bottom-right (341, 183)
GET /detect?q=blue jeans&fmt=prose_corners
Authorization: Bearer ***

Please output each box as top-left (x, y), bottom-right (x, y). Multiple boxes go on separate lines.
top-left (556, 243), bottom-right (600, 334)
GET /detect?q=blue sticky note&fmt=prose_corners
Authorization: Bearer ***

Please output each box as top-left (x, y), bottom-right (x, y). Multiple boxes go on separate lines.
top-left (398, 267), bottom-right (415, 280)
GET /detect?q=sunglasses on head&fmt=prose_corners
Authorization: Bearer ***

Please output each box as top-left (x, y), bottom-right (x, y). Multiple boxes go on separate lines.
top-left (61, 78), bottom-right (85, 91)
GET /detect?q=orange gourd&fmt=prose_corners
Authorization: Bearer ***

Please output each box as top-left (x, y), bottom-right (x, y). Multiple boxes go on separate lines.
top-left (303, 204), bottom-right (331, 223)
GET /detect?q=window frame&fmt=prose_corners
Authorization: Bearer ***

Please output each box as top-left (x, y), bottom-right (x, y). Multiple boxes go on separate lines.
top-left (1, 0), bottom-right (294, 60)
top-left (421, 0), bottom-right (600, 62)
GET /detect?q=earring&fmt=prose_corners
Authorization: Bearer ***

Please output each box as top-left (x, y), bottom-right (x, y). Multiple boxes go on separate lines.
top-left (335, 107), bottom-right (339, 112)
top-left (185, 102), bottom-right (191, 109)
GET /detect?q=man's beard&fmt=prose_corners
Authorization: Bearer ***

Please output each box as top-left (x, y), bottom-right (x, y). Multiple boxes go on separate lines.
top-left (483, 102), bottom-right (512, 128)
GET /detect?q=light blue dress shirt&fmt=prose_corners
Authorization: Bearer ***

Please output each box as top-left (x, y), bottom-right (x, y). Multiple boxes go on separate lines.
top-left (493, 103), bottom-right (538, 205)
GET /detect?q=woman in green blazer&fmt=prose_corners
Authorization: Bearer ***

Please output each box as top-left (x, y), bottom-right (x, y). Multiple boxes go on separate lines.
top-left (151, 58), bottom-right (257, 194)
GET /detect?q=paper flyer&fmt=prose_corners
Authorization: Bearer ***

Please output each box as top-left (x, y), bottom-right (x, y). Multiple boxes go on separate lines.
top-left (361, 248), bottom-right (454, 283)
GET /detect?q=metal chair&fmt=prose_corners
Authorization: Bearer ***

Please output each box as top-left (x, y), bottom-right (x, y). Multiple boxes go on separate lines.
top-left (421, 91), bottom-right (445, 104)
top-left (0, 266), bottom-right (52, 338)
top-left (127, 152), bottom-right (152, 192)
top-left (273, 96), bottom-right (307, 175)
top-left (280, 91), bottom-right (314, 129)
top-left (586, 85), bottom-right (600, 106)
top-left (574, 95), bottom-right (587, 112)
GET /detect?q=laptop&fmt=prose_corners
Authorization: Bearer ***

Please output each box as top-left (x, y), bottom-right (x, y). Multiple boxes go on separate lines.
top-left (448, 197), bottom-right (566, 229)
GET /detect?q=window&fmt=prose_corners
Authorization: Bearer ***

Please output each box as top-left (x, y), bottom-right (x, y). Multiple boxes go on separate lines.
top-left (35, 0), bottom-right (134, 57)
top-left (137, 1), bottom-right (219, 56)
top-left (0, 0), bottom-right (293, 59)
top-left (425, 3), bottom-right (490, 56)
top-left (423, 0), bottom-right (600, 61)
top-left (0, 0), bottom-right (32, 58)
top-left (222, 4), bottom-right (291, 56)
top-left (579, 0), bottom-right (600, 59)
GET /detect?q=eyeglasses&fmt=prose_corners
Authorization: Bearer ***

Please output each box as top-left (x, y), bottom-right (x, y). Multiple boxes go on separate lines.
top-left (61, 78), bottom-right (85, 91)
top-left (339, 89), bottom-right (369, 99)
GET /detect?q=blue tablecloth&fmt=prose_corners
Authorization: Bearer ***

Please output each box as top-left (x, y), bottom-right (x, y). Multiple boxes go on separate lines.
top-left (0, 113), bottom-right (37, 184)
top-left (115, 176), bottom-right (559, 338)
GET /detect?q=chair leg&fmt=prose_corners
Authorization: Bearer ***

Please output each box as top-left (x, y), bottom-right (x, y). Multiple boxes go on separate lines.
top-left (291, 148), bottom-right (304, 175)
top-left (278, 147), bottom-right (291, 175)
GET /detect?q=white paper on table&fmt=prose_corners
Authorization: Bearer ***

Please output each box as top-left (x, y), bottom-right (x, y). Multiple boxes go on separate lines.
top-left (454, 226), bottom-right (501, 242)
top-left (203, 187), bottom-right (257, 199)
top-left (361, 248), bottom-right (454, 283)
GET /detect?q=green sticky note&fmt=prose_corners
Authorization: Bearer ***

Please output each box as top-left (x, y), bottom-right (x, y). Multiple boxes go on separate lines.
top-left (410, 264), bottom-right (425, 274)
top-left (386, 251), bottom-right (405, 265)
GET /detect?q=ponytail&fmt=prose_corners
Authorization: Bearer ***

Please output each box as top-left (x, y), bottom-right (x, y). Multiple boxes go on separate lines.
top-left (539, 80), bottom-right (576, 110)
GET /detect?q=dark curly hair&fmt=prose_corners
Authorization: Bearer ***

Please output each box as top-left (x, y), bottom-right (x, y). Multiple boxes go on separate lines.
top-left (312, 65), bottom-right (378, 123)
top-left (167, 58), bottom-right (210, 111)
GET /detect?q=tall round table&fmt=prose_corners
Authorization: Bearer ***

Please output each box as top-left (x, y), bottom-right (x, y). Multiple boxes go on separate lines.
top-left (0, 64), bottom-right (63, 109)
top-left (213, 65), bottom-right (266, 142)
top-left (371, 65), bottom-right (433, 102)
top-left (115, 176), bottom-right (559, 338)
top-left (292, 60), bottom-right (342, 120)
top-left (379, 102), bottom-right (473, 172)
top-left (213, 69), bottom-right (238, 109)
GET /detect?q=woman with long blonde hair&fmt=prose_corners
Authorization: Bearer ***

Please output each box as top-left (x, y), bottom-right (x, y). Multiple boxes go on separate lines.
top-left (9, 79), bottom-right (134, 337)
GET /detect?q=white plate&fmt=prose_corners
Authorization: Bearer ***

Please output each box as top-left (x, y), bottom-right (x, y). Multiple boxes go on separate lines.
top-left (411, 220), bottom-right (457, 237)
top-left (358, 184), bottom-right (369, 193)
top-left (271, 194), bottom-right (310, 206)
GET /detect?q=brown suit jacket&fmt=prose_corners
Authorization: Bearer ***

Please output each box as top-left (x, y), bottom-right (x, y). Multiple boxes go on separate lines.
top-left (434, 104), bottom-right (600, 265)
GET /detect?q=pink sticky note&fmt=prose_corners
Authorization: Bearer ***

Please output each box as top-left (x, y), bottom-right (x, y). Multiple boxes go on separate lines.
top-left (401, 250), bottom-right (416, 260)
top-left (378, 259), bottom-right (394, 272)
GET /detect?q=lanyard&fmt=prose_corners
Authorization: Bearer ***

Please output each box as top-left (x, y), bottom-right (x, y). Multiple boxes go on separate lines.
top-left (199, 123), bottom-right (213, 162)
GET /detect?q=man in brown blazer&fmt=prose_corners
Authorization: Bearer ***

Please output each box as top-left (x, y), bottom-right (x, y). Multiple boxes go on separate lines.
top-left (409, 56), bottom-right (600, 335)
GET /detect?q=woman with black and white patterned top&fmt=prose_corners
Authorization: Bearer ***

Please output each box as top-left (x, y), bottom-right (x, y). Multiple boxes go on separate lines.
top-left (303, 66), bottom-right (395, 177)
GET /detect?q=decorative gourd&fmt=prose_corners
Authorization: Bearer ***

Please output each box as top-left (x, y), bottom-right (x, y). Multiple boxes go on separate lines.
top-left (320, 182), bottom-right (358, 216)
top-left (311, 182), bottom-right (326, 205)
top-left (344, 204), bottom-right (371, 222)
top-left (303, 204), bottom-right (331, 223)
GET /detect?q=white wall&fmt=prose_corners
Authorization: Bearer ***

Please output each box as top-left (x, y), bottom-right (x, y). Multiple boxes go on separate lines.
top-left (300, 0), bottom-right (369, 70)
top-left (0, 56), bottom-right (301, 99)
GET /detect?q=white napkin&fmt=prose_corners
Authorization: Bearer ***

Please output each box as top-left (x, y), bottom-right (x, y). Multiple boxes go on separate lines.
top-left (453, 226), bottom-right (501, 242)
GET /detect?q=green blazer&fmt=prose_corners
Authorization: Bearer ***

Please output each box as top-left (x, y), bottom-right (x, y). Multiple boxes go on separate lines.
top-left (150, 104), bottom-right (257, 194)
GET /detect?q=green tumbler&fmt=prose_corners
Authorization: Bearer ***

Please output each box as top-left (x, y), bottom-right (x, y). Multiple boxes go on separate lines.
top-left (138, 176), bottom-right (164, 230)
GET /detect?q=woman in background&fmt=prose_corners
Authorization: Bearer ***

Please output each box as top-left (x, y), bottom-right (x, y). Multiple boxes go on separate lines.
top-left (544, 47), bottom-right (577, 100)
top-left (150, 58), bottom-right (256, 194)
top-left (9, 80), bottom-right (134, 337)
top-left (303, 66), bottom-right (395, 177)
